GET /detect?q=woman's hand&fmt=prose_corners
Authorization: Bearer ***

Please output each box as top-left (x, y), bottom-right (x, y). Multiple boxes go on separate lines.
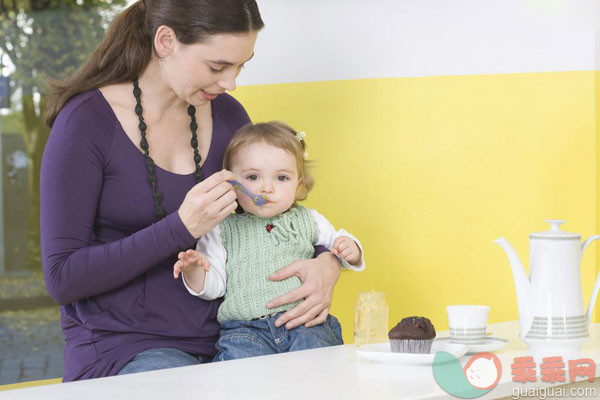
top-left (266, 252), bottom-right (341, 329)
top-left (178, 170), bottom-right (238, 238)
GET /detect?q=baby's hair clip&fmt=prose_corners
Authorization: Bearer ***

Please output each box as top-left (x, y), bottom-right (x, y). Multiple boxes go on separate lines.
top-left (296, 131), bottom-right (306, 142)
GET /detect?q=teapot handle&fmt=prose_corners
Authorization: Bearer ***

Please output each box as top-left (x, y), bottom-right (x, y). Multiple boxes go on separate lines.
top-left (582, 235), bottom-right (600, 324)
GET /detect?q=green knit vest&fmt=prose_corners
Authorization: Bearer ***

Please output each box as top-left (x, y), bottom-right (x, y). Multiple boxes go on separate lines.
top-left (217, 205), bottom-right (319, 322)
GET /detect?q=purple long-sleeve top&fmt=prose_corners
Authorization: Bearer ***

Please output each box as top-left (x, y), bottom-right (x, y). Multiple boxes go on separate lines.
top-left (40, 89), bottom-right (251, 381)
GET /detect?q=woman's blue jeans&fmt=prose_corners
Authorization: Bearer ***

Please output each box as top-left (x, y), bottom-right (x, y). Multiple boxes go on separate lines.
top-left (118, 348), bottom-right (211, 375)
top-left (118, 314), bottom-right (343, 373)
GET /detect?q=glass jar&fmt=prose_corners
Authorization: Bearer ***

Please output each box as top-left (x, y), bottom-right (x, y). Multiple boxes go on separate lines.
top-left (354, 291), bottom-right (389, 346)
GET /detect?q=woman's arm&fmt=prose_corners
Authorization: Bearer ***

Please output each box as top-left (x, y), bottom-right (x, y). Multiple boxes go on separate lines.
top-left (41, 112), bottom-right (199, 306)
top-left (41, 93), bottom-right (246, 306)
top-left (41, 105), bottom-right (237, 306)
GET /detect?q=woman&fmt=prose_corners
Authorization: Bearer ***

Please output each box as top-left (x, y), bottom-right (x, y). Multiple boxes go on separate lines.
top-left (41, 0), bottom-right (342, 381)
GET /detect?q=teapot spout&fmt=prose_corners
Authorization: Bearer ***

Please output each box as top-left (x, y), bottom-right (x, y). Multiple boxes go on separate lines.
top-left (494, 237), bottom-right (532, 337)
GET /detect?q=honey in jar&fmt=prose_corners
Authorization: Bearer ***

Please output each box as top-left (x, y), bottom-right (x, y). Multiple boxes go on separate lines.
top-left (354, 291), bottom-right (389, 346)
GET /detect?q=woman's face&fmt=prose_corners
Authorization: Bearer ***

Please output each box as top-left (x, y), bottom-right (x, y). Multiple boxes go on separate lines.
top-left (231, 141), bottom-right (301, 219)
top-left (161, 31), bottom-right (258, 106)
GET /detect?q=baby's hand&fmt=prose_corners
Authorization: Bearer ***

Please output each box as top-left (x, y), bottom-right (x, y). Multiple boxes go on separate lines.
top-left (173, 249), bottom-right (211, 279)
top-left (331, 236), bottom-right (361, 266)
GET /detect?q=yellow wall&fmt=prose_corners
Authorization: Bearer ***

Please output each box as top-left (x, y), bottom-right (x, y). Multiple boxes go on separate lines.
top-left (232, 71), bottom-right (598, 343)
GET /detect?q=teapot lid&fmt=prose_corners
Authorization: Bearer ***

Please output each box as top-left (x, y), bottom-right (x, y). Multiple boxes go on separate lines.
top-left (530, 219), bottom-right (580, 240)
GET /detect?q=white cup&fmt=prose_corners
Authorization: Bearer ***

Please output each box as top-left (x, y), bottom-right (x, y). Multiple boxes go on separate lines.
top-left (447, 305), bottom-right (490, 345)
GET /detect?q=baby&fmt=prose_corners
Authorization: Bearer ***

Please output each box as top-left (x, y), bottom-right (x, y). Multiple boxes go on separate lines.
top-left (174, 121), bottom-right (365, 361)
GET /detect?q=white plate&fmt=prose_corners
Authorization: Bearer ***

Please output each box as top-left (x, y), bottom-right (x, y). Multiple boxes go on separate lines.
top-left (356, 341), bottom-right (468, 366)
top-left (435, 337), bottom-right (508, 354)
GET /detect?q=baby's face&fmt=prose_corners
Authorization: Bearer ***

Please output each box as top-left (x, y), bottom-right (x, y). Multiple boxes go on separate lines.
top-left (231, 141), bottom-right (300, 218)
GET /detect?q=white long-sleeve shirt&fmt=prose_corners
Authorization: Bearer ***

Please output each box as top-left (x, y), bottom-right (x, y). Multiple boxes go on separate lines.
top-left (183, 208), bottom-right (365, 299)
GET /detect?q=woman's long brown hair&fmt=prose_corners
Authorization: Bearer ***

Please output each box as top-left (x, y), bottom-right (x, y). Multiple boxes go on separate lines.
top-left (45, 0), bottom-right (263, 127)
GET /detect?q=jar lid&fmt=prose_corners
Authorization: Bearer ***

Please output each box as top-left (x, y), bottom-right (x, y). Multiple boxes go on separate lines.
top-left (529, 220), bottom-right (580, 240)
top-left (358, 290), bottom-right (385, 297)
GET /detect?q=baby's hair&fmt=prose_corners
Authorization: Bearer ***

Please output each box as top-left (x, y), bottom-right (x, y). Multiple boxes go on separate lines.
top-left (224, 121), bottom-right (314, 201)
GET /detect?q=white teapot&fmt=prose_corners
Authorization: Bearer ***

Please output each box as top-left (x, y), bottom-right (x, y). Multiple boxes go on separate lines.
top-left (494, 220), bottom-right (600, 355)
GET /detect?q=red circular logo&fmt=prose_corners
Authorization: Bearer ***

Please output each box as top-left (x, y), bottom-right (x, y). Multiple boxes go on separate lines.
top-left (463, 352), bottom-right (502, 390)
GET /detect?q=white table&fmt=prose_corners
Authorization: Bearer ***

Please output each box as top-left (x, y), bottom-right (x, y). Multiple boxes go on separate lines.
top-left (2, 321), bottom-right (600, 400)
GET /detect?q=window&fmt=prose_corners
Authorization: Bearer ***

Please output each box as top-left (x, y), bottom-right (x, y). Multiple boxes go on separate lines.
top-left (0, 1), bottom-right (127, 385)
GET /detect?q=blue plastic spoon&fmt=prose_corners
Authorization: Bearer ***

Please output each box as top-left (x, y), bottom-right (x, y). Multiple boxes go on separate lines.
top-left (228, 180), bottom-right (269, 206)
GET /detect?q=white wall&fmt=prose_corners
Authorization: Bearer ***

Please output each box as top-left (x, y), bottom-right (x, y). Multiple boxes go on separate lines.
top-left (239, 0), bottom-right (600, 85)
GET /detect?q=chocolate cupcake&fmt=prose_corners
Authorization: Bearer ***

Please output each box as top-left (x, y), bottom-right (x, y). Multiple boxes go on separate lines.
top-left (388, 316), bottom-right (436, 353)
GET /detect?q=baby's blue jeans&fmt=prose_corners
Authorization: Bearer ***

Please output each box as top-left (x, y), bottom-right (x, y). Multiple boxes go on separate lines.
top-left (213, 313), bottom-right (343, 361)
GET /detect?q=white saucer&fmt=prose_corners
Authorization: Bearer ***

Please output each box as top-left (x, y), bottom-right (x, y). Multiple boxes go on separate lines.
top-left (356, 341), bottom-right (468, 366)
top-left (435, 337), bottom-right (508, 354)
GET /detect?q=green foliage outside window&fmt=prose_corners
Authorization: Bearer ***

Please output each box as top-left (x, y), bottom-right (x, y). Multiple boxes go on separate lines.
top-left (0, 0), bottom-right (127, 271)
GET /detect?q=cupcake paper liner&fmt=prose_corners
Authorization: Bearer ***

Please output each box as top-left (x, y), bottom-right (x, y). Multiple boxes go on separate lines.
top-left (390, 339), bottom-right (434, 354)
